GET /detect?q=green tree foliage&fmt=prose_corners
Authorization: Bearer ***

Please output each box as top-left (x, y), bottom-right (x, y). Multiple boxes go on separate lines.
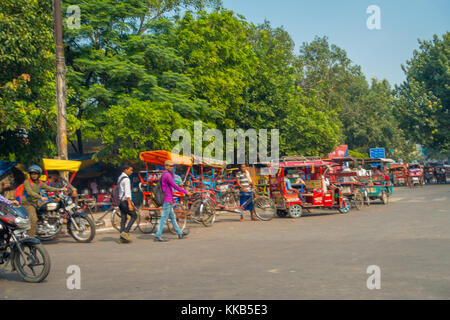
top-left (175, 10), bottom-right (257, 128)
top-left (0, 0), bottom-right (57, 162)
top-left (63, 0), bottom-right (221, 156)
top-left (396, 33), bottom-right (449, 155)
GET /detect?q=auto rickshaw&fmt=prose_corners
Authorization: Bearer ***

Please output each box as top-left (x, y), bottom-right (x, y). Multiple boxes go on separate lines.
top-left (269, 158), bottom-right (351, 218)
top-left (325, 157), bottom-right (365, 210)
top-left (359, 158), bottom-right (394, 204)
top-left (407, 163), bottom-right (424, 187)
top-left (389, 163), bottom-right (408, 187)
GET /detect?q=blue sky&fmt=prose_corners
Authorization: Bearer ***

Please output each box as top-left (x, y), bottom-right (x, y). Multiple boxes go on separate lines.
top-left (221, 0), bottom-right (450, 86)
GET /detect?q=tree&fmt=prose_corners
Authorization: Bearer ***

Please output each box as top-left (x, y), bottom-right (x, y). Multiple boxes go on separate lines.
top-left (396, 33), bottom-right (449, 155)
top-left (174, 10), bottom-right (258, 129)
top-left (0, 0), bottom-right (58, 162)
top-left (63, 0), bottom-right (221, 159)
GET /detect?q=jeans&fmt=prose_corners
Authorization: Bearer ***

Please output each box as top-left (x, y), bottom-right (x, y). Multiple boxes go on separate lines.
top-left (119, 201), bottom-right (137, 233)
top-left (156, 203), bottom-right (182, 238)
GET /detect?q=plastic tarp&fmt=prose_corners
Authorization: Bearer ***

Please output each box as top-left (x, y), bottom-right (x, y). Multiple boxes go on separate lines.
top-left (0, 161), bottom-right (18, 177)
top-left (42, 159), bottom-right (82, 172)
top-left (139, 151), bottom-right (192, 166)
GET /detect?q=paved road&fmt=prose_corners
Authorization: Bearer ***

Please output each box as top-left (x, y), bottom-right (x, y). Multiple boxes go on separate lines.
top-left (1, 185), bottom-right (449, 299)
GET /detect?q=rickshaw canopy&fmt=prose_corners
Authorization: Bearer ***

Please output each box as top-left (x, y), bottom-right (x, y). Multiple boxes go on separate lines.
top-left (139, 151), bottom-right (193, 166)
top-left (275, 160), bottom-right (338, 168)
top-left (192, 155), bottom-right (227, 169)
top-left (42, 159), bottom-right (82, 172)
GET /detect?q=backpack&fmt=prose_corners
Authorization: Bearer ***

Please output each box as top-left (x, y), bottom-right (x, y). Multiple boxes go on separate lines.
top-left (112, 176), bottom-right (128, 207)
top-left (15, 179), bottom-right (42, 204)
top-left (151, 174), bottom-right (166, 207)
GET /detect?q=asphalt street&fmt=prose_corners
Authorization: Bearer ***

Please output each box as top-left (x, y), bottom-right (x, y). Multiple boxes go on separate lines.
top-left (1, 184), bottom-right (449, 299)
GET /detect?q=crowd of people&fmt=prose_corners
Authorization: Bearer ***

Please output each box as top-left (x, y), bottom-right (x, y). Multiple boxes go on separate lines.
top-left (0, 161), bottom-right (260, 244)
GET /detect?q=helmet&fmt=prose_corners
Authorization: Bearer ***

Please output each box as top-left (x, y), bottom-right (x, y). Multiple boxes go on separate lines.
top-left (27, 165), bottom-right (42, 175)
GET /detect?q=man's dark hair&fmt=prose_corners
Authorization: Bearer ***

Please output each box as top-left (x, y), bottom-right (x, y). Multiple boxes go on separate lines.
top-left (122, 163), bottom-right (133, 171)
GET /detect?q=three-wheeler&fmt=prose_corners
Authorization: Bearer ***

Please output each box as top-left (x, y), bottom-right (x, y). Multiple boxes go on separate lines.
top-left (407, 163), bottom-right (424, 187)
top-left (137, 150), bottom-right (194, 234)
top-left (269, 157), bottom-right (351, 218)
top-left (359, 158), bottom-right (394, 205)
top-left (389, 163), bottom-right (408, 186)
top-left (325, 157), bottom-right (365, 210)
top-left (189, 157), bottom-right (277, 222)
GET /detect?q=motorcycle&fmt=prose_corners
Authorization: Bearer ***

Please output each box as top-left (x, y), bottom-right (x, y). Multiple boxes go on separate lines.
top-left (36, 192), bottom-right (96, 243)
top-left (0, 204), bottom-right (51, 282)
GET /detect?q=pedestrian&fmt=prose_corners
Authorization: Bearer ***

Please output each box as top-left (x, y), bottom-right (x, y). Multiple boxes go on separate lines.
top-left (236, 164), bottom-right (259, 222)
top-left (117, 164), bottom-right (137, 244)
top-left (154, 160), bottom-right (191, 242)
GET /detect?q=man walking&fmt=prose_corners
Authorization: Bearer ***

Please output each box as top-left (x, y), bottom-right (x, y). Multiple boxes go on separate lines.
top-left (236, 164), bottom-right (259, 222)
top-left (154, 160), bottom-right (191, 242)
top-left (117, 164), bottom-right (137, 244)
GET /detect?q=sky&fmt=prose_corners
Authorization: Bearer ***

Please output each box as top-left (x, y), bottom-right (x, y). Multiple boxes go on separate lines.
top-left (221, 0), bottom-right (450, 86)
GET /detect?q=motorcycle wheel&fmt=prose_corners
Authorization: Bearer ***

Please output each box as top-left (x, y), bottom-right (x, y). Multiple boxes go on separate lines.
top-left (68, 216), bottom-right (96, 243)
top-left (13, 243), bottom-right (51, 283)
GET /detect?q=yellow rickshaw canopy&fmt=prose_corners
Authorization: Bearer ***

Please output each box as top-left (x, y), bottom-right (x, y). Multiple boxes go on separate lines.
top-left (42, 159), bottom-right (82, 172)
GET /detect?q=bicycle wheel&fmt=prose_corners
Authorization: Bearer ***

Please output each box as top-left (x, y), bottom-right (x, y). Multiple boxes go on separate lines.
top-left (110, 208), bottom-right (121, 232)
top-left (111, 207), bottom-right (139, 232)
top-left (253, 196), bottom-right (276, 221)
top-left (168, 203), bottom-right (188, 234)
top-left (137, 209), bottom-right (156, 234)
top-left (200, 198), bottom-right (216, 227)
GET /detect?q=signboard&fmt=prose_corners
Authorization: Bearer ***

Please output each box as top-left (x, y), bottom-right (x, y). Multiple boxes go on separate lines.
top-left (369, 148), bottom-right (385, 159)
top-left (328, 145), bottom-right (349, 159)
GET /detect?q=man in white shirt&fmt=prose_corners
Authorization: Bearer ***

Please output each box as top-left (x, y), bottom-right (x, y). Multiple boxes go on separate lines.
top-left (117, 164), bottom-right (137, 243)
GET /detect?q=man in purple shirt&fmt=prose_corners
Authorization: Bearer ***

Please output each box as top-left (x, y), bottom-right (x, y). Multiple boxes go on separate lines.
top-left (155, 160), bottom-right (192, 242)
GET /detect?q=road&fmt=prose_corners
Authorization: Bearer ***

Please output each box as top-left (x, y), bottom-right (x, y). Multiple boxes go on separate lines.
top-left (1, 184), bottom-right (449, 299)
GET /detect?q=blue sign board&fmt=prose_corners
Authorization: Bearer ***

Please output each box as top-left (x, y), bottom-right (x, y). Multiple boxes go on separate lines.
top-left (369, 148), bottom-right (386, 159)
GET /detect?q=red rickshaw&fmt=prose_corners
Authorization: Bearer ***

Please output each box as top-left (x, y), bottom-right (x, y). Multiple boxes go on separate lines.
top-left (269, 157), bottom-right (351, 218)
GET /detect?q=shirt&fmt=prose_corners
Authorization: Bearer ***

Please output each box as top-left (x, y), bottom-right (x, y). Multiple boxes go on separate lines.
top-left (161, 171), bottom-right (188, 204)
top-left (23, 179), bottom-right (60, 206)
top-left (118, 172), bottom-right (132, 201)
top-left (0, 194), bottom-right (12, 205)
top-left (236, 170), bottom-right (252, 191)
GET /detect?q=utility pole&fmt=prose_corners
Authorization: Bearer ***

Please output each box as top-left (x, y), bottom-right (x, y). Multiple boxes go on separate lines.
top-left (53, 0), bottom-right (68, 160)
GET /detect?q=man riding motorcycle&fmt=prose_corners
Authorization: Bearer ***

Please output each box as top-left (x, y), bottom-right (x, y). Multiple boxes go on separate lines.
top-left (21, 165), bottom-right (65, 238)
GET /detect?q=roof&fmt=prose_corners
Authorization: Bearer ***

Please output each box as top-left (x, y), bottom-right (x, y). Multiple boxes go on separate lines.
top-left (324, 157), bottom-right (361, 164)
top-left (139, 151), bottom-right (193, 166)
top-left (362, 158), bottom-right (395, 164)
top-left (192, 155), bottom-right (227, 168)
top-left (273, 160), bottom-right (339, 168)
top-left (42, 159), bottom-right (82, 172)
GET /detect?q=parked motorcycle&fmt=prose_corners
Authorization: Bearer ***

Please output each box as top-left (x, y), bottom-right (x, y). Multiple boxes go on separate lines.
top-left (0, 204), bottom-right (51, 282)
top-left (36, 192), bottom-right (96, 243)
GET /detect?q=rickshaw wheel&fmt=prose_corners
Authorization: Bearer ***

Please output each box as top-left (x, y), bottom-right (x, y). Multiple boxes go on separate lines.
top-left (168, 203), bottom-right (188, 234)
top-left (137, 208), bottom-right (156, 234)
top-left (288, 204), bottom-right (303, 218)
top-left (200, 199), bottom-right (216, 227)
top-left (276, 210), bottom-right (288, 218)
top-left (381, 191), bottom-right (388, 205)
top-left (363, 190), bottom-right (370, 207)
top-left (338, 198), bottom-right (350, 214)
top-left (353, 190), bottom-right (364, 210)
top-left (253, 196), bottom-right (276, 221)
